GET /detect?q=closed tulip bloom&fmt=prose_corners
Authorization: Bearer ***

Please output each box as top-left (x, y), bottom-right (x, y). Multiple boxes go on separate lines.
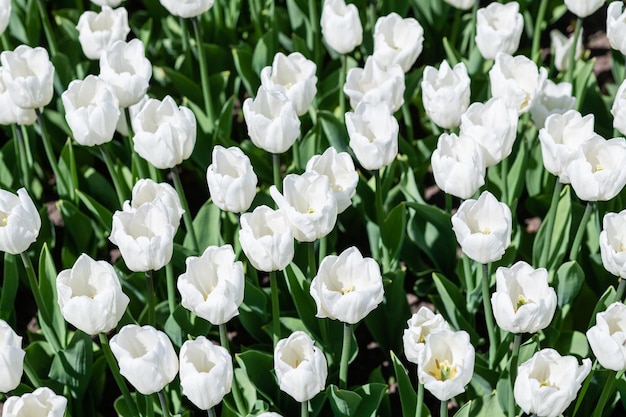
top-left (567, 135), bottom-right (626, 202)
top-left (373, 13), bottom-right (424, 72)
top-left (257, 414), bottom-right (283, 417)
top-left (422, 60), bottom-right (470, 130)
top-left (460, 97), bottom-right (518, 167)
top-left (608, 2), bottom-right (626, 55)
top-left (76, 6), bottom-right (130, 60)
top-left (260, 52), bottom-right (317, 116)
top-left (310, 246), bottom-right (383, 324)
top-left (346, 101), bottom-right (399, 171)
top-left (274, 331), bottom-right (328, 402)
top-left (491, 261), bottom-right (557, 334)
top-left (109, 201), bottom-right (175, 272)
top-left (489, 52), bottom-right (547, 115)
top-left (206, 145), bottom-right (257, 213)
top-left (514, 349), bottom-right (591, 417)
top-left (56, 254), bottom-right (129, 335)
top-left (0, 45), bottom-right (54, 110)
top-left (530, 79), bottom-right (576, 129)
top-left (239, 205), bottom-right (294, 272)
top-left (178, 245), bottom-right (244, 325)
top-left (443, 0), bottom-right (475, 10)
top-left (402, 307), bottom-right (450, 364)
top-left (159, 0), bottom-right (214, 18)
top-left (133, 95), bottom-right (196, 169)
top-left (270, 172), bottom-right (338, 242)
top-left (110, 324), bottom-right (179, 395)
top-left (0, 188), bottom-right (41, 255)
top-left (179, 337), bottom-right (232, 410)
top-left (3, 387), bottom-right (67, 417)
top-left (62, 75), bottom-right (120, 147)
top-left (0, 320), bottom-right (25, 393)
top-left (451, 191), bottom-right (512, 264)
top-left (612, 79), bottom-right (626, 136)
top-left (600, 210), bottom-right (626, 277)
top-left (538, 110), bottom-right (595, 183)
top-left (587, 302), bottom-right (626, 371)
top-left (123, 178), bottom-right (184, 229)
top-left (91, 0), bottom-right (124, 7)
top-left (475, 2), bottom-right (523, 60)
top-left (0, 0), bottom-right (10, 36)
top-left (0, 68), bottom-right (36, 126)
top-left (99, 39), bottom-right (152, 108)
top-left (320, 0), bottom-right (362, 54)
top-left (565, 0), bottom-right (604, 18)
top-left (243, 85), bottom-right (300, 154)
top-left (344, 56), bottom-right (405, 113)
top-left (305, 147), bottom-right (358, 213)
top-left (550, 29), bottom-right (583, 72)
top-left (417, 329), bottom-right (475, 402)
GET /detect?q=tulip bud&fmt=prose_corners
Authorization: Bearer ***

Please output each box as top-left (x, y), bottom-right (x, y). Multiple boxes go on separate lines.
top-left (0, 68), bottom-right (36, 126)
top-left (600, 210), bottom-right (626, 278)
top-left (159, 0), bottom-right (214, 18)
top-left (3, 388), bottom-right (67, 417)
top-left (402, 307), bottom-right (450, 364)
top-left (0, 188), bottom-right (41, 255)
top-left (274, 331), bottom-right (328, 402)
top-left (179, 336), bottom-right (233, 410)
top-left (305, 147), bottom-right (358, 213)
top-left (612, 79), bottom-right (626, 136)
top-left (76, 6), bottom-right (130, 60)
top-left (344, 56), bottom-right (405, 113)
top-left (421, 60), bottom-right (471, 130)
top-left (0, 0), bottom-right (10, 36)
top-left (206, 145), bottom-right (258, 214)
top-left (550, 29), bottom-right (583, 72)
top-left (564, 0), bottom-right (604, 18)
top-left (587, 302), bottom-right (626, 371)
top-left (123, 178), bottom-right (184, 229)
top-left (530, 79), bottom-right (576, 129)
top-left (320, 0), bottom-right (363, 54)
top-left (0, 45), bottom-right (55, 110)
top-left (373, 13), bottom-right (424, 72)
top-left (0, 320), bottom-right (25, 393)
top-left (475, 2), bottom-right (523, 60)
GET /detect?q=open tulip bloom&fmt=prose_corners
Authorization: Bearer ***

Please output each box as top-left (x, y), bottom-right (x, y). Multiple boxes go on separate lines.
top-left (76, 6), bottom-right (130, 60)
top-left (0, 45), bottom-right (55, 110)
top-left (403, 307), bottom-right (450, 364)
top-left (0, 188), bottom-right (41, 255)
top-left (124, 178), bottom-right (184, 229)
top-left (587, 302), bottom-right (626, 371)
top-left (421, 60), bottom-right (471, 130)
top-left (3, 387), bottom-right (67, 417)
top-left (305, 147), bottom-right (358, 213)
top-left (601, 210), bottom-right (626, 278)
top-left (475, 2), bottom-right (523, 60)
top-left (529, 79), bottom-right (576, 129)
top-left (0, 319), bottom-right (25, 393)
top-left (344, 56), bottom-right (405, 113)
top-left (372, 12), bottom-right (424, 72)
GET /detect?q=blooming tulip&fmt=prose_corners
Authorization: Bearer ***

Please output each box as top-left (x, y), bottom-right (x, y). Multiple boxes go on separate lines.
top-left (206, 145), bottom-right (258, 213)
top-left (274, 331), bottom-right (328, 402)
top-left (0, 45), bottom-right (54, 110)
top-left (239, 205), bottom-right (294, 272)
top-left (372, 13), bottom-right (424, 72)
top-left (3, 387), bottom-right (67, 417)
top-left (421, 60), bottom-right (471, 130)
top-left (451, 191), bottom-right (512, 264)
top-left (76, 6), bottom-right (130, 60)
top-left (56, 254), bottom-right (130, 335)
top-left (530, 79), bottom-right (576, 129)
top-left (0, 320), bottom-right (25, 393)
top-left (608, 2), bottom-right (626, 55)
top-left (260, 52), bottom-right (317, 116)
top-left (91, 0), bottom-right (124, 7)
top-left (402, 307), bottom-right (450, 364)
top-left (0, 0), bottom-right (10, 36)
top-left (320, 0), bottom-right (362, 54)
top-left (257, 414), bottom-right (283, 417)
top-left (159, 0), bottom-right (214, 18)
top-left (243, 85), bottom-right (301, 154)
top-left (346, 101), bottom-right (399, 171)
top-left (123, 178), bottom-right (184, 229)
top-left (0, 68), bottom-right (36, 126)
top-left (115, 94), bottom-right (148, 136)
top-left (550, 29), bottom-right (583, 72)
top-left (0, 188), bottom-right (41, 255)
top-left (475, 2), bottom-right (523, 60)
top-left (310, 246), bottom-right (383, 324)
top-left (305, 147), bottom-right (358, 213)
top-left (443, 0), bottom-right (475, 10)
top-left (599, 210), bottom-right (626, 278)
top-left (564, 0), bottom-right (604, 18)
top-left (178, 245), bottom-right (244, 325)
top-left (514, 349), bottom-right (591, 417)
top-left (587, 302), bottom-right (626, 371)
top-left (612, 79), bottom-right (626, 136)
top-left (179, 336), bottom-right (233, 410)
top-left (344, 56), bottom-right (405, 113)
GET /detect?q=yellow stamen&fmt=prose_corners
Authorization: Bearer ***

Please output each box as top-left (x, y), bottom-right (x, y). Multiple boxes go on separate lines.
top-left (516, 295), bottom-right (527, 312)
top-left (429, 359), bottom-right (457, 381)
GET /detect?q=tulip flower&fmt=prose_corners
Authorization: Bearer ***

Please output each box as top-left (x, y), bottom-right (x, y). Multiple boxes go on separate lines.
top-left (490, 261), bottom-right (557, 334)
top-left (344, 56), bottom-right (405, 113)
top-left (514, 349), bottom-right (591, 417)
top-left (310, 246), bottom-right (383, 324)
top-left (443, 0), bottom-right (475, 10)
top-left (274, 331), bottom-right (328, 402)
top-left (123, 178), bottom-right (184, 229)
top-left (56, 254), bottom-right (130, 335)
top-left (115, 94), bottom-right (148, 136)
top-left (530, 79), bottom-right (576, 129)
top-left (0, 188), bottom-right (41, 255)
top-left (239, 205), bottom-right (294, 272)
top-left (76, 6), bottom-right (130, 60)
top-left (178, 245), bottom-right (244, 325)
top-left (0, 319), bottom-right (25, 393)
top-left (305, 147), bottom-right (358, 213)
top-left (243, 85), bottom-right (301, 154)
top-left (62, 75), bottom-right (120, 147)
top-left (0, 45), bottom-right (54, 110)
top-left (417, 329), bottom-right (475, 402)
top-left (132, 95), bottom-right (196, 169)
top-left (270, 172), bottom-right (338, 242)
top-left (110, 324), bottom-right (179, 395)
top-left (564, 0), bottom-right (604, 18)
top-left (402, 307), bottom-right (450, 364)
top-left (421, 60), bottom-right (471, 130)
top-left (346, 101), bottom-right (399, 171)
top-left (0, 0), bottom-right (10, 36)
top-left (372, 13), bottom-right (424, 72)
top-left (257, 413), bottom-right (283, 417)
top-left (91, 0), bottom-right (124, 7)
top-left (431, 132), bottom-right (485, 200)
top-left (599, 210), bottom-right (626, 278)
top-left (206, 145), bottom-right (258, 214)
top-left (451, 191), bottom-right (512, 264)
top-left (612, 80), bottom-right (626, 136)
top-left (608, 2), bottom-right (626, 56)
top-left (320, 0), bottom-right (363, 54)
top-left (0, 68), bottom-right (36, 126)
top-left (587, 302), bottom-right (626, 371)
top-left (3, 387), bottom-right (67, 417)
top-left (159, 0), bottom-right (214, 18)
top-left (99, 39), bottom-right (152, 108)
top-left (475, 2), bottom-right (523, 60)
top-left (460, 97), bottom-right (518, 167)
top-left (260, 52), bottom-right (317, 116)
top-left (179, 336), bottom-right (233, 410)
top-left (550, 29), bottom-right (583, 72)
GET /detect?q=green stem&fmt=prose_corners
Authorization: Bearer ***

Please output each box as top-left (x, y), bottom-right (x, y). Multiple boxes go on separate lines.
top-left (569, 202), bottom-right (593, 261)
top-left (192, 17), bottom-right (216, 130)
top-left (501, 156), bottom-right (509, 205)
top-left (208, 408), bottom-right (216, 417)
top-left (124, 106), bottom-right (135, 139)
top-left (591, 371), bottom-right (618, 417)
top-left (415, 379), bottom-right (424, 417)
top-left (402, 102), bottom-right (414, 142)
top-left (99, 333), bottom-right (139, 417)
top-left (616, 279), bottom-right (626, 302)
top-left (481, 263), bottom-right (497, 369)
top-left (273, 153), bottom-right (282, 193)
top-left (531, 0), bottom-right (549, 63)
top-left (573, 361), bottom-right (596, 417)
top-left (308, 241), bottom-right (317, 278)
top-left (445, 193), bottom-right (452, 214)
top-left (339, 322), bottom-right (352, 389)
top-left (157, 390), bottom-right (171, 417)
top-left (375, 170), bottom-right (389, 271)
top-left (36, 0), bottom-right (57, 56)
top-left (166, 262), bottom-right (176, 315)
top-left (145, 270), bottom-right (155, 327)
top-left (540, 180), bottom-right (563, 268)
top-left (100, 144), bottom-right (127, 207)
top-left (219, 323), bottom-right (230, 352)
top-left (339, 55), bottom-right (347, 117)
top-left (125, 101), bottom-right (148, 182)
top-left (36, 109), bottom-right (68, 198)
top-left (508, 334), bottom-right (522, 417)
top-left (179, 17), bottom-right (190, 53)
top-left (270, 271), bottom-right (280, 347)
top-left (302, 400), bottom-right (309, 417)
top-left (319, 236), bottom-right (327, 265)
top-left (307, 0), bottom-right (320, 66)
top-left (147, 394), bottom-right (155, 417)
top-left (465, 0), bottom-right (479, 56)
top-left (293, 136), bottom-right (301, 170)
top-left (565, 17), bottom-right (583, 83)
top-left (171, 167), bottom-right (199, 254)
top-left (14, 124), bottom-right (31, 190)
top-left (440, 400), bottom-right (447, 417)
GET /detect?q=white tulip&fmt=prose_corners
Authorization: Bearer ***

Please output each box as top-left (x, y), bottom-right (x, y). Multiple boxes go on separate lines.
top-left (310, 246), bottom-right (383, 324)
top-left (564, 0), bottom-right (604, 18)
top-left (0, 45), bottom-right (54, 110)
top-left (0, 188), bottom-right (41, 255)
top-left (451, 191), bottom-right (512, 264)
top-left (530, 79), bottom-right (576, 129)
top-left (587, 302), bottom-right (626, 371)
top-left (115, 94), bottom-right (148, 136)
top-left (0, 0), bottom-right (10, 36)
top-left (91, 0), bottom-right (124, 7)
top-left (3, 388), bottom-right (67, 417)
top-left (421, 60), bottom-right (471, 130)
top-left (123, 178), bottom-right (184, 229)
top-left (0, 320), bottom-right (25, 393)
top-left (514, 349), bottom-right (591, 417)
top-left (274, 331), bottom-right (328, 402)
top-left (344, 56), bottom-right (405, 113)
top-left (0, 68), bottom-right (36, 126)
top-left (159, 0), bottom-right (214, 18)
top-left (76, 6), bottom-right (130, 60)
top-left (206, 145), bottom-right (257, 214)
top-left (402, 307), bottom-right (450, 364)
top-left (550, 29), bottom-right (583, 72)
top-left (443, 0), bottom-right (475, 10)
top-left (320, 0), bottom-right (363, 54)
top-left (475, 2), bottom-right (523, 60)
top-left (608, 2), bottom-right (626, 55)
top-left (612, 79), bottom-right (626, 136)
top-left (305, 147), bottom-right (358, 213)
top-left (599, 210), bottom-right (626, 278)
top-left (372, 13), bottom-right (424, 72)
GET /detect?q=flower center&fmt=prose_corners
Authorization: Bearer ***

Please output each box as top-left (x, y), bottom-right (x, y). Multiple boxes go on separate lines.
top-left (0, 212), bottom-right (8, 227)
top-left (429, 359), bottom-right (457, 381)
top-left (341, 285), bottom-right (355, 295)
top-left (539, 379), bottom-right (557, 388)
top-left (481, 228), bottom-right (491, 235)
top-left (516, 295), bottom-right (527, 312)
top-left (594, 164), bottom-right (605, 173)
top-left (520, 93), bottom-right (530, 110)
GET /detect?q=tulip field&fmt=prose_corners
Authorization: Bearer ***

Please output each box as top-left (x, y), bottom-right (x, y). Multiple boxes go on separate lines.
top-left (3, 0), bottom-right (626, 416)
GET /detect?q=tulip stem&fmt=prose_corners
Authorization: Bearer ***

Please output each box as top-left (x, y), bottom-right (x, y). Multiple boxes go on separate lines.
top-left (339, 55), bottom-right (347, 117)
top-left (99, 333), bottom-right (139, 417)
top-left (272, 153), bottom-right (282, 193)
top-left (540, 180), bottom-right (563, 268)
top-left (308, 241), bottom-right (317, 278)
top-left (219, 323), bottom-right (230, 352)
top-left (14, 124), bottom-right (31, 191)
top-left (36, 0), bottom-right (57, 57)
top-left (339, 322), bottom-right (352, 389)
top-left (440, 400), bottom-right (447, 417)
top-left (307, 0), bottom-right (320, 66)
top-left (171, 167), bottom-right (200, 254)
top-left (166, 262), bottom-right (176, 315)
top-left (157, 390), bottom-right (171, 417)
top-left (145, 270), bottom-right (156, 327)
top-left (179, 17), bottom-right (190, 54)
top-left (36, 109), bottom-right (68, 199)
top-left (572, 360), bottom-right (596, 417)
top-left (375, 170), bottom-right (390, 271)
top-left (616, 279), bottom-right (626, 302)
top-left (445, 193), bottom-right (452, 214)
top-left (591, 371), bottom-right (618, 417)
top-left (508, 334), bottom-right (522, 417)
top-left (569, 202), bottom-right (593, 261)
top-left (531, 0), bottom-right (549, 63)
top-left (565, 17), bottom-right (583, 83)
top-left (270, 271), bottom-right (280, 347)
top-left (207, 408), bottom-right (216, 417)
top-left (481, 262), bottom-right (497, 369)
top-left (465, 0), bottom-right (479, 57)
top-left (301, 400), bottom-right (309, 417)
top-left (125, 106), bottom-right (149, 181)
top-left (192, 16), bottom-right (216, 131)
top-left (415, 379), bottom-right (424, 417)
top-left (100, 145), bottom-right (127, 207)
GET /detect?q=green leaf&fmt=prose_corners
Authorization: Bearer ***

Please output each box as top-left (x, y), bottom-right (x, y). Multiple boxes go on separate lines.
top-left (164, 305), bottom-right (212, 348)
top-left (353, 383), bottom-right (388, 417)
top-left (319, 110), bottom-right (349, 152)
top-left (453, 401), bottom-right (474, 417)
top-left (75, 189), bottom-right (113, 233)
top-left (554, 330), bottom-right (590, 359)
top-left (38, 244), bottom-right (67, 349)
top-left (0, 253), bottom-right (19, 322)
top-left (381, 203), bottom-right (407, 261)
top-left (232, 43), bottom-right (258, 96)
top-left (252, 30), bottom-right (277, 75)
top-left (555, 260), bottom-right (585, 307)
top-left (49, 331), bottom-right (93, 399)
top-left (432, 273), bottom-right (479, 342)
top-left (283, 263), bottom-right (322, 340)
top-left (184, 199), bottom-right (222, 251)
top-left (239, 281), bottom-right (271, 343)
top-left (532, 185), bottom-right (572, 271)
top-left (390, 351), bottom-right (421, 417)
top-left (235, 350), bottom-right (275, 403)
top-left (327, 384), bottom-right (362, 417)
top-left (57, 199), bottom-right (96, 257)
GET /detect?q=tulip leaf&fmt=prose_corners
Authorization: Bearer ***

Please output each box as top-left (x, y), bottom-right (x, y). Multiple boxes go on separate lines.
top-left (319, 109), bottom-right (349, 153)
top-left (38, 244), bottom-right (67, 349)
top-left (161, 66), bottom-right (204, 110)
top-left (532, 184), bottom-right (572, 271)
top-left (284, 263), bottom-right (322, 339)
top-left (75, 189), bottom-right (113, 233)
top-left (555, 260), bottom-right (585, 308)
top-left (164, 305), bottom-right (212, 348)
top-left (232, 43), bottom-right (258, 96)
top-left (252, 30), bottom-right (277, 76)
top-left (553, 331), bottom-right (590, 359)
top-left (390, 351), bottom-right (428, 417)
top-left (57, 199), bottom-right (97, 257)
top-left (185, 199), bottom-right (222, 251)
top-left (588, 286), bottom-right (618, 328)
top-left (49, 331), bottom-right (93, 399)
top-left (473, 392), bottom-right (506, 417)
top-left (381, 202), bottom-right (407, 262)
top-left (239, 282), bottom-right (271, 343)
top-left (0, 253), bottom-right (19, 322)
top-left (353, 383), bottom-right (388, 417)
top-left (453, 401), bottom-right (473, 417)
top-left (327, 384), bottom-right (362, 417)
top-left (235, 350), bottom-right (275, 406)
top-left (431, 273), bottom-right (480, 342)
